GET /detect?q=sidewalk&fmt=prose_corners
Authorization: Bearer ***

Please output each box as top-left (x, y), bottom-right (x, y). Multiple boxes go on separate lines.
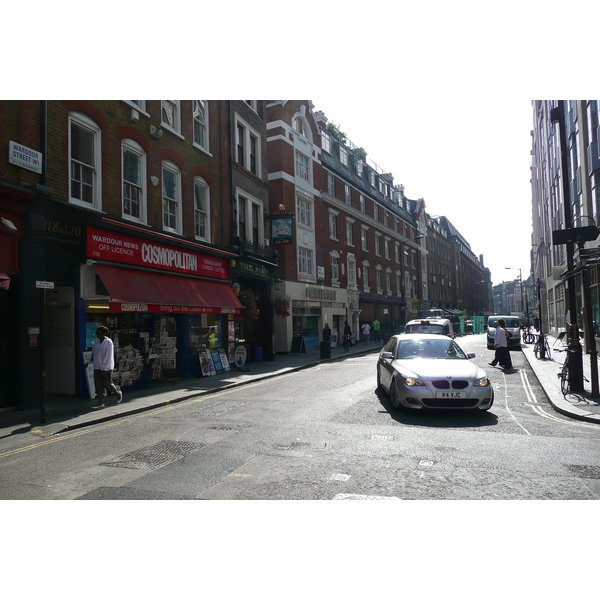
top-left (520, 333), bottom-right (600, 424)
top-left (2, 333), bottom-right (599, 441)
top-left (0, 341), bottom-right (381, 439)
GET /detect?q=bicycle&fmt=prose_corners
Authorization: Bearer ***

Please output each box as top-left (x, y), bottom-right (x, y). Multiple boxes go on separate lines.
top-left (522, 326), bottom-right (535, 344)
top-left (555, 346), bottom-right (589, 395)
top-left (533, 333), bottom-right (552, 360)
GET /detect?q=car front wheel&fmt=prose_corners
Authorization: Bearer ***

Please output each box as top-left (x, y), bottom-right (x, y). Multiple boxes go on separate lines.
top-left (390, 380), bottom-right (402, 409)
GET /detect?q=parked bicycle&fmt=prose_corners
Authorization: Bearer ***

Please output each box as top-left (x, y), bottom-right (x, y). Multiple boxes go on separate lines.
top-left (555, 346), bottom-right (589, 395)
top-left (522, 326), bottom-right (535, 344)
top-left (533, 333), bottom-right (552, 360)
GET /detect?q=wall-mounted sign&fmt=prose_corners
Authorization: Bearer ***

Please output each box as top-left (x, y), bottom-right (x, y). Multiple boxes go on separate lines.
top-left (110, 302), bottom-right (239, 314)
top-left (272, 217), bottom-right (293, 245)
top-left (87, 227), bottom-right (228, 279)
top-left (35, 280), bottom-right (54, 289)
top-left (9, 141), bottom-right (42, 174)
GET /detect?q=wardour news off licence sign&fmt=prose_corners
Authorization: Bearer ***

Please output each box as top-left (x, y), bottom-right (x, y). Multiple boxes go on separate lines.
top-left (86, 227), bottom-right (228, 279)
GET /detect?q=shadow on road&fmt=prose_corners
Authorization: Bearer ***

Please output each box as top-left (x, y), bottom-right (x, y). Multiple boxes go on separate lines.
top-left (374, 388), bottom-right (499, 428)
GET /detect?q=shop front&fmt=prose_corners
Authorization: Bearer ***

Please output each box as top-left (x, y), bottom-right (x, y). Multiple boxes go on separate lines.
top-left (233, 258), bottom-right (277, 362)
top-left (359, 293), bottom-right (404, 338)
top-left (80, 226), bottom-right (242, 397)
top-left (274, 282), bottom-right (348, 353)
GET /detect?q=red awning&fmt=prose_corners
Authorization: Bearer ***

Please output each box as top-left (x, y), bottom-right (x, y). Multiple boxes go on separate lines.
top-left (94, 265), bottom-right (242, 313)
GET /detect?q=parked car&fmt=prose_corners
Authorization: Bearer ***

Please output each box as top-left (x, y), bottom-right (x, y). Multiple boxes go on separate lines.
top-left (486, 315), bottom-right (521, 350)
top-left (377, 334), bottom-right (494, 411)
top-left (405, 318), bottom-right (454, 338)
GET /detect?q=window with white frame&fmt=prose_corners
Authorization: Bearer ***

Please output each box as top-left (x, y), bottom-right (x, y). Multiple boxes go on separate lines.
top-left (346, 218), bottom-right (354, 246)
top-left (384, 212), bottom-right (389, 228)
top-left (373, 203), bottom-right (378, 222)
top-left (237, 191), bottom-right (263, 245)
top-left (299, 246), bottom-right (313, 277)
top-left (161, 101), bottom-right (181, 134)
top-left (395, 242), bottom-right (400, 263)
top-left (69, 112), bottom-right (101, 209)
top-left (194, 177), bottom-right (211, 242)
top-left (245, 101), bottom-right (258, 111)
top-left (344, 184), bottom-right (351, 205)
top-left (369, 170), bottom-right (375, 187)
top-left (384, 237), bottom-right (391, 260)
top-left (193, 100), bottom-right (209, 152)
top-left (162, 161), bottom-right (182, 233)
top-left (122, 139), bottom-right (146, 223)
top-left (330, 252), bottom-right (340, 282)
top-left (340, 146), bottom-right (349, 166)
top-left (130, 100), bottom-right (146, 111)
top-left (236, 117), bottom-right (260, 176)
top-left (327, 172), bottom-right (335, 196)
top-left (297, 195), bottom-right (312, 228)
top-left (356, 159), bottom-right (363, 177)
top-left (321, 130), bottom-right (331, 154)
top-left (296, 150), bottom-right (310, 181)
top-left (396, 271), bottom-right (402, 297)
top-left (386, 268), bottom-right (392, 295)
top-left (329, 210), bottom-right (338, 239)
top-left (361, 225), bottom-right (369, 251)
top-left (360, 194), bottom-right (365, 213)
top-left (375, 232), bottom-right (381, 256)
top-left (363, 262), bottom-right (370, 292)
top-left (293, 117), bottom-right (308, 137)
top-left (347, 255), bottom-right (357, 288)
top-left (376, 266), bottom-right (382, 292)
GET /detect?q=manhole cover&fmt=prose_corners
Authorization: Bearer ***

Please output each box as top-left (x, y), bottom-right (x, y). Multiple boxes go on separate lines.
top-left (565, 464), bottom-right (600, 479)
top-left (101, 440), bottom-right (207, 471)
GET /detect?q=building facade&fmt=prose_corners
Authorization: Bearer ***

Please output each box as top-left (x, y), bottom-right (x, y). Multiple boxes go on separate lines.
top-left (0, 100), bottom-right (282, 412)
top-left (531, 100), bottom-right (600, 346)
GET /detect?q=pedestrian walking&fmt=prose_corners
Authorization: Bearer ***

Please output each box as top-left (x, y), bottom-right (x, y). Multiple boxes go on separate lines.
top-left (372, 318), bottom-right (380, 343)
top-left (84, 326), bottom-right (122, 409)
top-left (322, 323), bottom-right (331, 341)
top-left (361, 322), bottom-right (371, 344)
top-left (343, 321), bottom-right (352, 352)
top-left (489, 319), bottom-right (512, 369)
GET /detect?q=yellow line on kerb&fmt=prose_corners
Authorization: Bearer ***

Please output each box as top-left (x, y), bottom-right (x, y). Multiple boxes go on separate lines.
top-left (520, 369), bottom-right (600, 429)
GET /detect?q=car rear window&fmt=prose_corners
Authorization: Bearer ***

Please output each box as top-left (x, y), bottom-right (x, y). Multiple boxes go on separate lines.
top-left (406, 324), bottom-right (444, 335)
top-left (488, 317), bottom-right (520, 328)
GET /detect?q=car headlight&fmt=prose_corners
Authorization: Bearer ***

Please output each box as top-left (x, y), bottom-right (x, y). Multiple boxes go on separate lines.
top-left (400, 374), bottom-right (425, 386)
top-left (474, 377), bottom-right (490, 387)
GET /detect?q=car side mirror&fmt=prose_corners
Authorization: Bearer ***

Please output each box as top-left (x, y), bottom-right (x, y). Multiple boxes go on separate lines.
top-left (381, 351), bottom-right (394, 359)
top-left (467, 353), bottom-right (476, 359)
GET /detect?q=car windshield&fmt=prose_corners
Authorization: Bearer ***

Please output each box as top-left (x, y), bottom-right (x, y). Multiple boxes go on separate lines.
top-left (406, 324), bottom-right (444, 335)
top-left (396, 338), bottom-right (467, 360)
top-left (488, 318), bottom-right (520, 328)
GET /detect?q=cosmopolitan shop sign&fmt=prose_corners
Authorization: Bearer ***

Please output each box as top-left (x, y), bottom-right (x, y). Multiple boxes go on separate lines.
top-left (86, 227), bottom-right (228, 279)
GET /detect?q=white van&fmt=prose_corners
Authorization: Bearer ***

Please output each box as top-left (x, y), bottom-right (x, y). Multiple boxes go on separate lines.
top-left (486, 315), bottom-right (521, 349)
top-left (405, 318), bottom-right (454, 338)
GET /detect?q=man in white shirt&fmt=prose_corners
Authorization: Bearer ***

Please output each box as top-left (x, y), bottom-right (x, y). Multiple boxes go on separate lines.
top-left (361, 322), bottom-right (371, 344)
top-left (489, 319), bottom-right (512, 368)
top-left (84, 326), bottom-right (122, 409)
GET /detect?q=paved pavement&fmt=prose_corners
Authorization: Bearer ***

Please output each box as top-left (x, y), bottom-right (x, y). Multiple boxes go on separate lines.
top-left (1, 333), bottom-right (599, 441)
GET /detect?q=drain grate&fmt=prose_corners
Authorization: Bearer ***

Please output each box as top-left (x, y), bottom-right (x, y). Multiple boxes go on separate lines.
top-left (209, 426), bottom-right (234, 431)
top-left (565, 464), bottom-right (600, 479)
top-left (101, 440), bottom-right (207, 471)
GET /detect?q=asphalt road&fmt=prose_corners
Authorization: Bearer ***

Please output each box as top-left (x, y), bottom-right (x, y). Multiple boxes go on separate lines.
top-left (1, 335), bottom-right (599, 501)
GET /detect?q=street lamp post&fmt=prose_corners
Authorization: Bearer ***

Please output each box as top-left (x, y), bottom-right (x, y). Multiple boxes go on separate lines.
top-left (505, 267), bottom-right (524, 319)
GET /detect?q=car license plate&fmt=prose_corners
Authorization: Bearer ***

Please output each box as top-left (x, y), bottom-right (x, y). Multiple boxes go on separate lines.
top-left (436, 391), bottom-right (466, 399)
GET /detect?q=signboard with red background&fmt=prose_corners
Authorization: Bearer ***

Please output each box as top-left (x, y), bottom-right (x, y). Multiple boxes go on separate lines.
top-left (86, 227), bottom-right (228, 279)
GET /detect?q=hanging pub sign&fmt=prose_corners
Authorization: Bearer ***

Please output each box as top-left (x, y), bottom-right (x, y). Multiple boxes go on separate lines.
top-left (269, 205), bottom-right (294, 246)
top-left (87, 226), bottom-right (228, 279)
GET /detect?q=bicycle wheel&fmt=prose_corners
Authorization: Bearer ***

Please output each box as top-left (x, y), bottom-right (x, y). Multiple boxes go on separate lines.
top-left (534, 342), bottom-right (540, 359)
top-left (545, 341), bottom-right (552, 360)
top-left (560, 364), bottom-right (569, 395)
